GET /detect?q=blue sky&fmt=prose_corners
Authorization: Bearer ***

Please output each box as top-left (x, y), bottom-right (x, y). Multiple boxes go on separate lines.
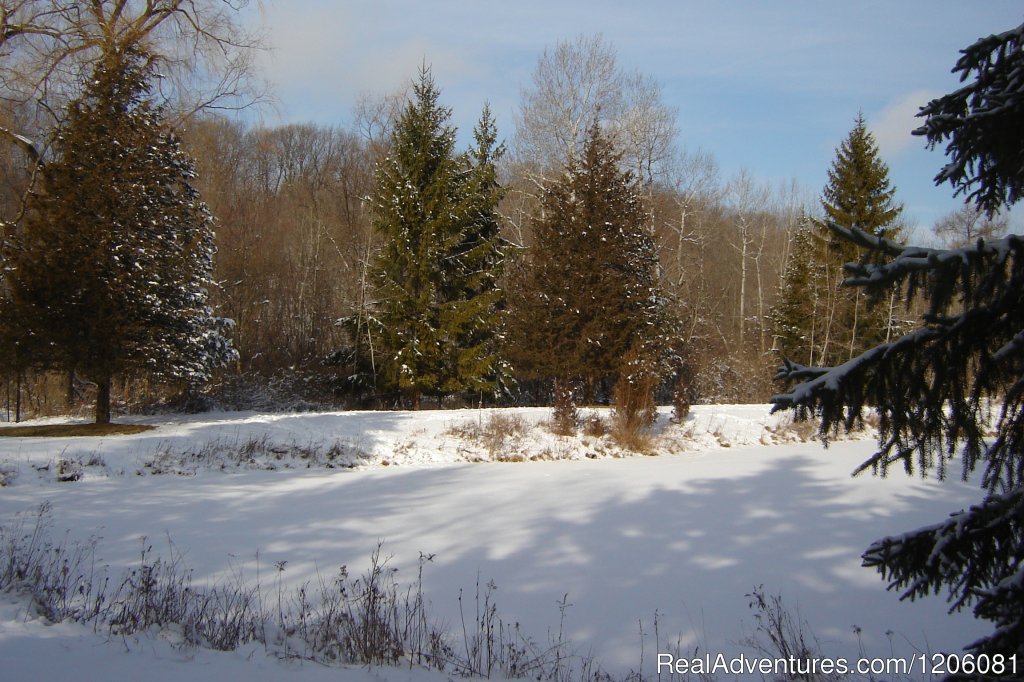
top-left (250, 1), bottom-right (1023, 233)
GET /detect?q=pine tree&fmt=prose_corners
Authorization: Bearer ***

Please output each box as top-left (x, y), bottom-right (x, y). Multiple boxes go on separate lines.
top-left (0, 48), bottom-right (234, 423)
top-left (769, 217), bottom-right (826, 366)
top-left (914, 23), bottom-right (1024, 214)
top-left (369, 69), bottom-right (507, 407)
top-left (774, 23), bottom-right (1024, 672)
top-left (812, 114), bottom-right (903, 366)
top-left (820, 114), bottom-right (902, 252)
top-left (440, 104), bottom-right (510, 399)
top-left (507, 122), bottom-right (669, 414)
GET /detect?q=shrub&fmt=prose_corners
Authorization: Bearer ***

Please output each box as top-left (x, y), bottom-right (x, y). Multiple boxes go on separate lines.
top-left (550, 380), bottom-right (579, 436)
top-left (612, 345), bottom-right (659, 451)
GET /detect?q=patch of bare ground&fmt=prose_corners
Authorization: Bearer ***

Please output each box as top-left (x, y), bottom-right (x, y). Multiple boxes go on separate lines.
top-left (0, 423), bottom-right (155, 437)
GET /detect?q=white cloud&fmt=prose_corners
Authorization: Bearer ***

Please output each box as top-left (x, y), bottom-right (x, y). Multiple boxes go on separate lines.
top-left (252, 3), bottom-right (489, 123)
top-left (870, 90), bottom-right (935, 157)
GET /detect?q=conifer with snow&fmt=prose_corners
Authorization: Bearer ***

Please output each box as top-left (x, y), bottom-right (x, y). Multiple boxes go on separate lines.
top-left (439, 104), bottom-right (512, 399)
top-left (0, 47), bottom-right (234, 423)
top-left (507, 121), bottom-right (671, 415)
top-left (774, 22), bottom-right (1024, 671)
top-left (769, 216), bottom-right (826, 366)
top-left (369, 69), bottom-right (507, 407)
top-left (773, 115), bottom-right (903, 369)
top-left (915, 23), bottom-right (1024, 215)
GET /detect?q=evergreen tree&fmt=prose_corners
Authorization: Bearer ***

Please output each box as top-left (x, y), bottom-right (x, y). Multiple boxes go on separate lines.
top-left (914, 23), bottom-right (1024, 215)
top-left (369, 69), bottom-right (507, 407)
top-left (812, 114), bottom-right (903, 366)
top-left (440, 104), bottom-right (511, 398)
top-left (507, 122), bottom-right (669, 412)
top-left (774, 24), bottom-right (1024, 673)
top-left (0, 48), bottom-right (234, 423)
top-left (820, 114), bottom-right (902, 254)
top-left (769, 217), bottom-right (826, 366)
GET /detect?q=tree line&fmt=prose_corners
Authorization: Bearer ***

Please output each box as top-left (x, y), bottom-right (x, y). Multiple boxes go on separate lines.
top-left (0, 3), bottom-right (1009, 423)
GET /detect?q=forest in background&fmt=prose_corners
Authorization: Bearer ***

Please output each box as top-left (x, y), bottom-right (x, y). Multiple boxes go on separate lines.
top-left (0, 4), bottom-right (1007, 420)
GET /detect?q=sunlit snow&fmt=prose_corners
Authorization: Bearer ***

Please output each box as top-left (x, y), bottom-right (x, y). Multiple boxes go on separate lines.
top-left (0, 406), bottom-right (986, 680)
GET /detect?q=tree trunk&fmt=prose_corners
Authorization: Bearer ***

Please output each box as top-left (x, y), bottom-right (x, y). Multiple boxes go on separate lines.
top-left (66, 371), bottom-right (76, 408)
top-left (885, 289), bottom-right (897, 343)
top-left (95, 375), bottom-right (111, 424)
top-left (848, 291), bottom-right (861, 361)
top-left (738, 236), bottom-right (747, 343)
top-left (15, 373), bottom-right (22, 423)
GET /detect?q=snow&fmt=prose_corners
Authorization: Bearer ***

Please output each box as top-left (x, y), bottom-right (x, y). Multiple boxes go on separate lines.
top-left (0, 596), bottom-right (457, 682)
top-left (0, 405), bottom-right (790, 473)
top-left (0, 405), bottom-right (988, 680)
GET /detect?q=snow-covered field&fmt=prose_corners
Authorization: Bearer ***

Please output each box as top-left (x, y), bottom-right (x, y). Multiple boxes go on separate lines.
top-left (0, 405), bottom-right (987, 680)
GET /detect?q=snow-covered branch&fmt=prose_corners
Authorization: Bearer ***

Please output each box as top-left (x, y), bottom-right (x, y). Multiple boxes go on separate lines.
top-left (771, 324), bottom-right (942, 412)
top-left (862, 487), bottom-right (1024, 657)
top-left (834, 222), bottom-right (1024, 293)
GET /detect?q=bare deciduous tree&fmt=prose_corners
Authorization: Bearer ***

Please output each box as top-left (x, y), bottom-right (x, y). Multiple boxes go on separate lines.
top-left (353, 85), bottom-right (408, 151)
top-left (932, 203), bottom-right (1009, 248)
top-left (0, 0), bottom-right (266, 150)
top-left (619, 71), bottom-right (678, 186)
top-left (185, 119), bottom-right (376, 376)
top-left (514, 33), bottom-right (620, 171)
top-left (726, 170), bottom-right (772, 350)
top-left (513, 33), bottom-right (676, 182)
top-left (662, 147), bottom-right (720, 289)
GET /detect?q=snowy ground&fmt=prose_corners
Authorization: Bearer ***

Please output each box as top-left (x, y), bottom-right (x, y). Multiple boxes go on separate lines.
top-left (0, 405), bottom-right (987, 680)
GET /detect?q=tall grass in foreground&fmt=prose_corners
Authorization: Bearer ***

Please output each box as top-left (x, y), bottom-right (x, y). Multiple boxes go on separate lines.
top-left (0, 504), bottom-right (613, 680)
top-left (1, 504), bottom-right (917, 681)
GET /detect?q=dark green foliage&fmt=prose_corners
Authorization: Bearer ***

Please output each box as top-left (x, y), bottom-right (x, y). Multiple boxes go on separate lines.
top-left (769, 218), bottom-right (825, 366)
top-left (819, 114), bottom-right (902, 260)
top-left (915, 22), bottom-right (1024, 215)
top-left (369, 69), bottom-right (507, 407)
top-left (775, 227), bottom-right (1024, 670)
top-left (774, 115), bottom-right (903, 368)
top-left (507, 122), bottom-right (670, 413)
top-left (773, 28), bottom-right (1024, 671)
top-left (0, 48), bottom-right (234, 423)
top-left (441, 104), bottom-right (511, 399)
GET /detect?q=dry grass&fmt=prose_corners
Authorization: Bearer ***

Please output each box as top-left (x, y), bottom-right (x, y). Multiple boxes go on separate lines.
top-left (0, 423), bottom-right (155, 437)
top-left (142, 434), bottom-right (370, 474)
top-left (0, 505), bottom-right (614, 680)
top-left (581, 413), bottom-right (608, 438)
top-left (447, 413), bottom-right (530, 460)
top-left (609, 426), bottom-right (655, 454)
